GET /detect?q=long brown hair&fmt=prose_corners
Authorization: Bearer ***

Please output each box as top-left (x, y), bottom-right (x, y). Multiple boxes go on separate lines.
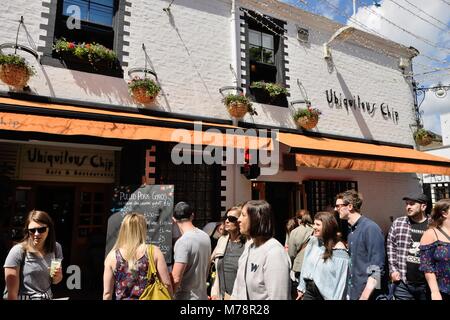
top-left (21, 210), bottom-right (56, 254)
top-left (314, 211), bottom-right (340, 261)
top-left (430, 199), bottom-right (450, 228)
top-left (243, 200), bottom-right (274, 243)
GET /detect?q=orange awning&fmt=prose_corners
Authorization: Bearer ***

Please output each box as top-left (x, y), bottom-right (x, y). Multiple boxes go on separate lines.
top-left (278, 132), bottom-right (450, 175)
top-left (0, 97), bottom-right (272, 150)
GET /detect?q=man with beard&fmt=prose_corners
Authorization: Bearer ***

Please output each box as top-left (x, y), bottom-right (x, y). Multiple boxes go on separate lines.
top-left (387, 193), bottom-right (430, 300)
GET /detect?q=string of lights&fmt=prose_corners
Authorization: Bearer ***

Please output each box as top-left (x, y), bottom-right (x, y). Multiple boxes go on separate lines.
top-left (440, 0), bottom-right (450, 6)
top-left (241, 1), bottom-right (445, 84)
top-left (401, 0), bottom-right (449, 28)
top-left (240, 7), bottom-right (288, 40)
top-left (244, 6), bottom-right (410, 86)
top-left (387, 0), bottom-right (448, 33)
top-left (252, 9), bottom-right (286, 32)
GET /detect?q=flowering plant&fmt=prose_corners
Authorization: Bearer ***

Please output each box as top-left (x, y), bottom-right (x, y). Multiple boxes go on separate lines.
top-left (222, 93), bottom-right (257, 115)
top-left (293, 105), bottom-right (322, 121)
top-left (53, 38), bottom-right (117, 65)
top-left (250, 81), bottom-right (288, 97)
top-left (128, 77), bottom-right (160, 97)
top-left (414, 128), bottom-right (432, 146)
top-left (0, 53), bottom-right (35, 77)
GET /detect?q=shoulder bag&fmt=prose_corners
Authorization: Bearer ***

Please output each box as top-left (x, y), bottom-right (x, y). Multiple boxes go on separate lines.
top-left (139, 245), bottom-right (171, 300)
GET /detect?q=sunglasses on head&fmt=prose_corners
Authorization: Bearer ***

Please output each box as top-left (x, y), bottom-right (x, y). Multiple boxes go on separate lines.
top-left (226, 215), bottom-right (238, 223)
top-left (28, 227), bottom-right (47, 234)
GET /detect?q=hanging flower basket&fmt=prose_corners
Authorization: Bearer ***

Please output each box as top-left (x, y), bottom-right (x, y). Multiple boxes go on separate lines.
top-left (222, 94), bottom-right (257, 119)
top-left (414, 128), bottom-right (433, 146)
top-left (0, 54), bottom-right (35, 88)
top-left (128, 77), bottom-right (160, 104)
top-left (296, 114), bottom-right (319, 129)
top-left (293, 106), bottom-right (321, 130)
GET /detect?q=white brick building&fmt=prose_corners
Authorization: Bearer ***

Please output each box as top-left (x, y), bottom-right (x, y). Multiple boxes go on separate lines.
top-left (1, 0), bottom-right (450, 291)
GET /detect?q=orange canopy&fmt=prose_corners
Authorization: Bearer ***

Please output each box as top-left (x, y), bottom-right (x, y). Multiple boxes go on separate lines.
top-left (0, 97), bottom-right (272, 150)
top-left (278, 132), bottom-right (450, 175)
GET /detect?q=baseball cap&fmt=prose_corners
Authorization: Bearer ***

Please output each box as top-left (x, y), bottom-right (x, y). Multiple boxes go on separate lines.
top-left (173, 201), bottom-right (194, 220)
top-left (402, 193), bottom-right (428, 204)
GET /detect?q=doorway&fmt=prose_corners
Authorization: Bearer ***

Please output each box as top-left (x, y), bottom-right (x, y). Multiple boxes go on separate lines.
top-left (35, 186), bottom-right (75, 264)
top-left (255, 182), bottom-right (298, 244)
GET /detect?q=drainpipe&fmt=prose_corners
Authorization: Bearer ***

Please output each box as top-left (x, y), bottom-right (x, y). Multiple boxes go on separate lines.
top-left (230, 0), bottom-right (241, 88)
top-left (230, 0), bottom-right (240, 207)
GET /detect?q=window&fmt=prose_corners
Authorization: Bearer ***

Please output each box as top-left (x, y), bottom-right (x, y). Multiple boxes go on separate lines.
top-left (62, 0), bottom-right (115, 27)
top-left (304, 179), bottom-right (358, 241)
top-left (249, 30), bottom-right (275, 65)
top-left (55, 0), bottom-right (116, 50)
top-left (244, 11), bottom-right (288, 107)
top-left (155, 144), bottom-right (222, 227)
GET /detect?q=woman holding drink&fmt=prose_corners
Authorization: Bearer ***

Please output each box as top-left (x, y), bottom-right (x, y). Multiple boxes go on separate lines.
top-left (3, 210), bottom-right (63, 300)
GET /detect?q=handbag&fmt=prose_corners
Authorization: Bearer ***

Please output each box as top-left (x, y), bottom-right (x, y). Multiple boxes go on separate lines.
top-left (139, 245), bottom-right (171, 300)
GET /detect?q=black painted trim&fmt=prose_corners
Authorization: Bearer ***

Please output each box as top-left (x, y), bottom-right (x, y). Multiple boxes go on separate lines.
top-left (220, 186), bottom-right (226, 191)
top-left (38, 0), bottom-right (129, 71)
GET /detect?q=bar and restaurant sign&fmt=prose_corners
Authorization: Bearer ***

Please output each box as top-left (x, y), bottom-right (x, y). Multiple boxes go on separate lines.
top-left (18, 145), bottom-right (115, 183)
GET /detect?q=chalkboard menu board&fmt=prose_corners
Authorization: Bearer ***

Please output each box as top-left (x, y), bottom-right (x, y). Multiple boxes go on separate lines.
top-left (107, 185), bottom-right (174, 263)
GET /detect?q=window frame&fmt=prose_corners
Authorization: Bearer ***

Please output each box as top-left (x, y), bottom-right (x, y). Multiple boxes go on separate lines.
top-left (38, 0), bottom-right (128, 78)
top-left (242, 9), bottom-right (288, 107)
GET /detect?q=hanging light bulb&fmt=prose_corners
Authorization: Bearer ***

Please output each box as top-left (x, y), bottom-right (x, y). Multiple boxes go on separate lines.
top-left (435, 84), bottom-right (447, 98)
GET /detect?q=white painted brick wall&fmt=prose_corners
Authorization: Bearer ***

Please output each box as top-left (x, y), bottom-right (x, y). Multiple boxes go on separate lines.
top-left (0, 0), bottom-right (416, 145)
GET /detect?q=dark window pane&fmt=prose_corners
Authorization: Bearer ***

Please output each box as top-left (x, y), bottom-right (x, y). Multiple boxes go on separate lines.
top-left (262, 48), bottom-right (274, 64)
top-left (94, 204), bottom-right (104, 214)
top-left (81, 192), bottom-right (91, 202)
top-left (249, 45), bottom-right (262, 62)
top-left (93, 215), bottom-right (103, 225)
top-left (81, 203), bottom-right (91, 214)
top-left (79, 215), bottom-right (91, 225)
top-left (94, 192), bottom-right (104, 201)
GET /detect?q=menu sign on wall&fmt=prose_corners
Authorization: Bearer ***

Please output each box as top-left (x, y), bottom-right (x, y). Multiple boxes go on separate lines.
top-left (18, 145), bottom-right (115, 183)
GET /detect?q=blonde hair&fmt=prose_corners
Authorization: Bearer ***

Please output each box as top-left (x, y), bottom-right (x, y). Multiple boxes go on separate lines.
top-left (112, 212), bottom-right (147, 270)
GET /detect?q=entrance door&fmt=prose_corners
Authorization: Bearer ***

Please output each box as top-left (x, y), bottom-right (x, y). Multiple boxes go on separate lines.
top-left (262, 182), bottom-right (297, 245)
top-left (72, 185), bottom-right (110, 295)
top-left (35, 186), bottom-right (75, 264)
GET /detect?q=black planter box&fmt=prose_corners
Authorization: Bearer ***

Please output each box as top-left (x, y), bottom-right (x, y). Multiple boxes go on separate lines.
top-left (53, 51), bottom-right (123, 78)
top-left (250, 87), bottom-right (288, 108)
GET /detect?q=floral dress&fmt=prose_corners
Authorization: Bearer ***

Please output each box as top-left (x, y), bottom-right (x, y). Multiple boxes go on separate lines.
top-left (114, 249), bottom-right (149, 300)
top-left (419, 236), bottom-right (450, 295)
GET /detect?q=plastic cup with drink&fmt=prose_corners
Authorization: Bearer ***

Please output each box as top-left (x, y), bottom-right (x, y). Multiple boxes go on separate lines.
top-left (50, 258), bottom-right (62, 277)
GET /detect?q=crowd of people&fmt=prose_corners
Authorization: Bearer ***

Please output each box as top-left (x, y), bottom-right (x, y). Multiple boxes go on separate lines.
top-left (2, 190), bottom-right (450, 300)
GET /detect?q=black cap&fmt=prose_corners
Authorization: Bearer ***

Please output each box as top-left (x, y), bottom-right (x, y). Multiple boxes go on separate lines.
top-left (402, 193), bottom-right (428, 204)
top-left (173, 201), bottom-right (194, 220)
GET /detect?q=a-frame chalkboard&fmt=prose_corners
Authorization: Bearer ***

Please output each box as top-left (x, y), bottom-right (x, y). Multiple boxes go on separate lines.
top-left (106, 185), bottom-right (174, 263)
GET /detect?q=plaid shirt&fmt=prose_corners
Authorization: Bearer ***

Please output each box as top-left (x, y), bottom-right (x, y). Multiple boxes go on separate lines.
top-left (386, 216), bottom-right (427, 282)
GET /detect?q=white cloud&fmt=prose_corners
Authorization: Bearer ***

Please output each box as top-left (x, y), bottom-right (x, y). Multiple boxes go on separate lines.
top-left (349, 0), bottom-right (450, 135)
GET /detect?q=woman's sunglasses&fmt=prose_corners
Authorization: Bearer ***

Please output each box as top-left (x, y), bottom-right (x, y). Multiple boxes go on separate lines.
top-left (28, 227), bottom-right (48, 234)
top-left (226, 215), bottom-right (238, 223)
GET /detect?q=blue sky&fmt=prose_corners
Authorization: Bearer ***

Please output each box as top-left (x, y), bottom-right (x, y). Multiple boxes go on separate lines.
top-left (282, 0), bottom-right (450, 135)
